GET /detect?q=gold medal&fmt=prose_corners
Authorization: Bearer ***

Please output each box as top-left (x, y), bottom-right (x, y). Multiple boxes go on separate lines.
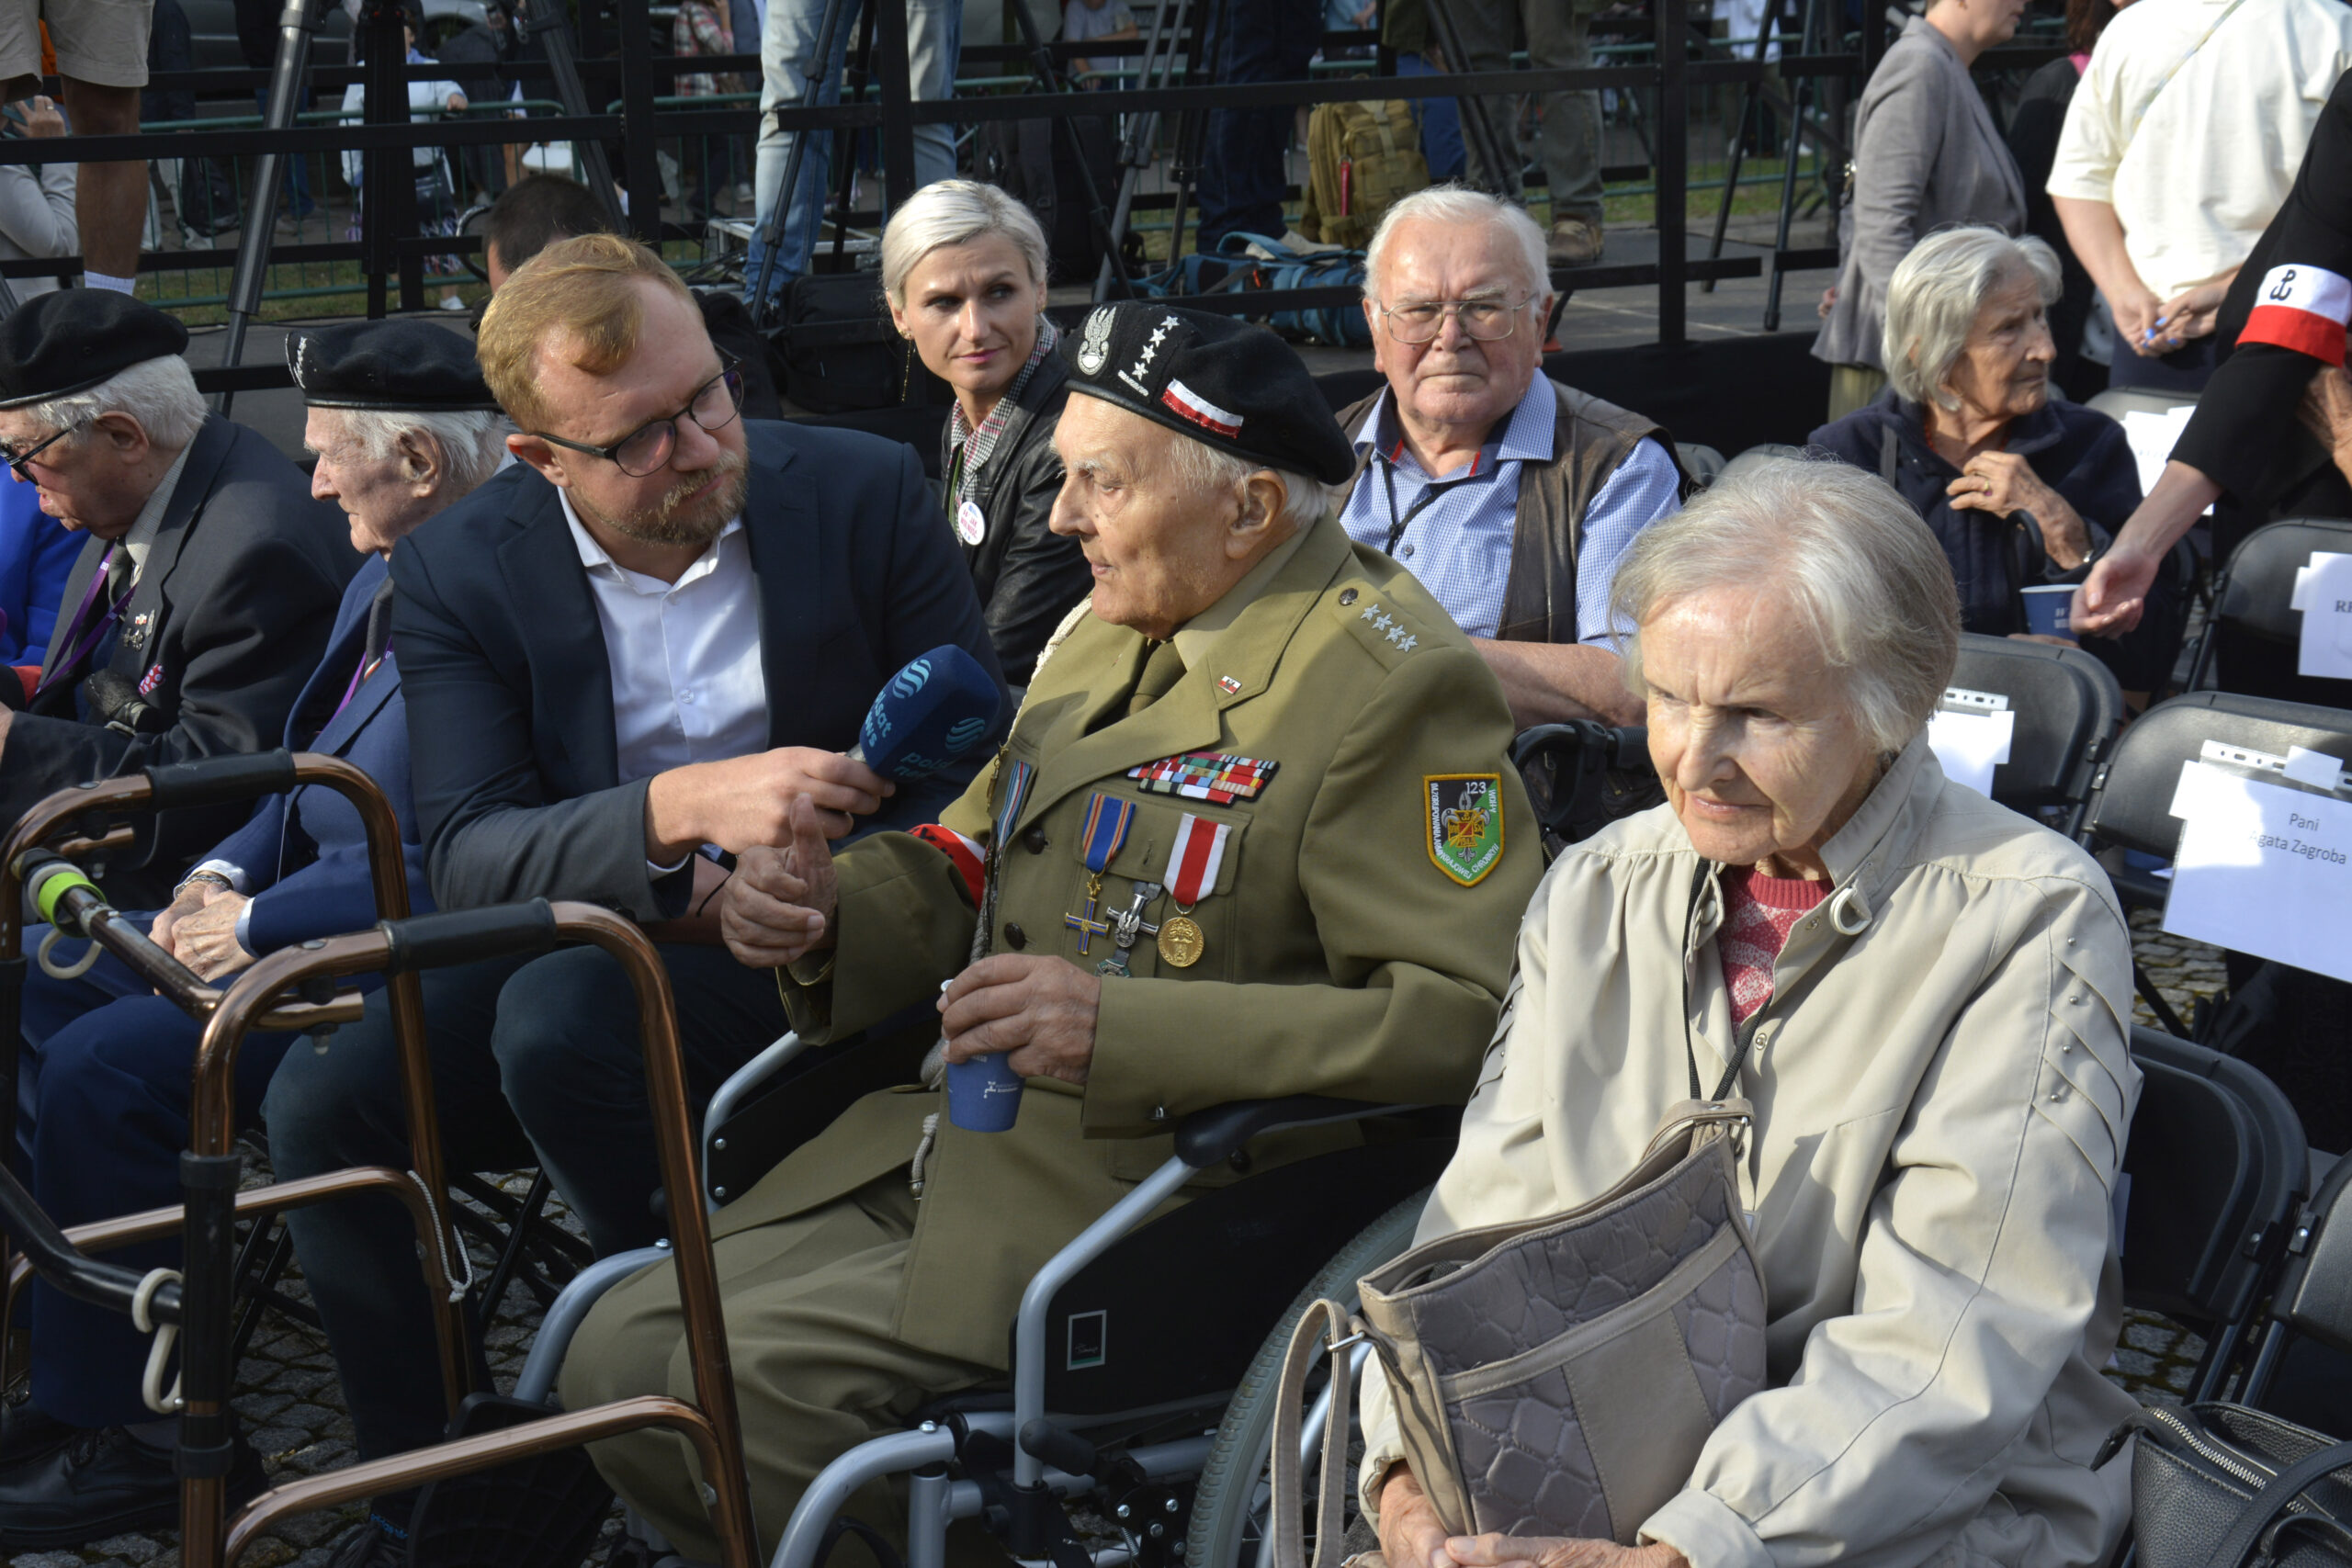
top-left (1158, 911), bottom-right (1204, 967)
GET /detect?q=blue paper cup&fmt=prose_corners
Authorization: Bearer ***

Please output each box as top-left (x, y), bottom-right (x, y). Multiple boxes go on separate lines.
top-left (2020, 584), bottom-right (2076, 641)
top-left (946, 1052), bottom-right (1025, 1133)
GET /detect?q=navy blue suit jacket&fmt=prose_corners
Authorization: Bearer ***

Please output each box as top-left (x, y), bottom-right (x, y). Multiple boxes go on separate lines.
top-left (204, 554), bottom-right (434, 952)
top-left (390, 420), bottom-right (1009, 920)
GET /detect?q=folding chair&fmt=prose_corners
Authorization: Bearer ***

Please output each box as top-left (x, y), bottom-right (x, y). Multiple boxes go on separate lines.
top-left (2076, 691), bottom-right (2352, 1033)
top-left (2184, 518), bottom-right (2352, 694)
top-left (1945, 632), bottom-right (2125, 834)
top-left (2124, 1027), bottom-right (2310, 1403)
top-left (2240, 1147), bottom-right (2352, 1411)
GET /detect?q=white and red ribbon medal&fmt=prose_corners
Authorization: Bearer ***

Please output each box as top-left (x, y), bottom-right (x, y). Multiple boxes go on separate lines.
top-left (1156, 812), bottom-right (1227, 967)
top-left (956, 499), bottom-right (988, 546)
top-left (2241, 264), bottom-right (2352, 366)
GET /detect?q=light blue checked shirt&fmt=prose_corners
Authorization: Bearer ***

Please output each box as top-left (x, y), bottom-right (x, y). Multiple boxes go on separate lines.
top-left (1338, 373), bottom-right (1683, 644)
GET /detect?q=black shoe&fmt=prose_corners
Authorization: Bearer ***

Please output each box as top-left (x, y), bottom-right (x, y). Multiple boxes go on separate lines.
top-left (326, 1517), bottom-right (410, 1568)
top-left (0, 1424), bottom-right (262, 1549)
top-left (0, 1396), bottom-right (70, 1471)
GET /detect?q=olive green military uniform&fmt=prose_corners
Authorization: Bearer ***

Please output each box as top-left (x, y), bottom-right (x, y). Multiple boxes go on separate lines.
top-left (562, 511), bottom-right (1541, 1560)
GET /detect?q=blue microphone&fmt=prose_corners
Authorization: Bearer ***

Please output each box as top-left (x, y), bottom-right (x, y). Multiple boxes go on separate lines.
top-left (849, 646), bottom-right (1003, 781)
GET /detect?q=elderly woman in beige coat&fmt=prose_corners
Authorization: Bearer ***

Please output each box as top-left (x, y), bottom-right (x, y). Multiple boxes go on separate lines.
top-left (1362, 456), bottom-right (2140, 1568)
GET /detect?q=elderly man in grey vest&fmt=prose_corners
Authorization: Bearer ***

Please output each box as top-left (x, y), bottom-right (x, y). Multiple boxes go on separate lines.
top-left (1335, 186), bottom-right (1688, 728)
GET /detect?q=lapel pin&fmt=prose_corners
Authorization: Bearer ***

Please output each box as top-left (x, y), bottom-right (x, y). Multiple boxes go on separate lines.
top-left (1217, 675), bottom-right (1241, 694)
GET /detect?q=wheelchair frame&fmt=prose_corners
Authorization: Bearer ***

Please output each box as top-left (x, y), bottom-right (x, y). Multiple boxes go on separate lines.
top-left (525, 1038), bottom-right (1406, 1568)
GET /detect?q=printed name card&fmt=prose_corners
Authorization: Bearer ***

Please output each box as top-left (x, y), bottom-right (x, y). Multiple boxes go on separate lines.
top-left (2165, 757), bottom-right (2352, 983)
top-left (2290, 551), bottom-right (2352, 681)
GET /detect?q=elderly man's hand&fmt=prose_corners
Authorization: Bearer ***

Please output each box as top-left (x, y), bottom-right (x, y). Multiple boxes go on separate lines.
top-left (718, 796), bottom-right (839, 968)
top-left (938, 954), bottom-right (1101, 1085)
top-left (163, 890), bottom-right (253, 982)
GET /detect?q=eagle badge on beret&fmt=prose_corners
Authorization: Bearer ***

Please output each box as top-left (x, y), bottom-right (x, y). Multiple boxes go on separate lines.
top-left (1075, 307), bottom-right (1115, 376)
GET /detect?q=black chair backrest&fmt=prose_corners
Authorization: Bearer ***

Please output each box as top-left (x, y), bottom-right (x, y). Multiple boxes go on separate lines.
top-left (1946, 633), bottom-right (2123, 821)
top-left (2271, 1150), bottom-right (2352, 1359)
top-left (2124, 1029), bottom-right (2307, 1341)
top-left (2080, 691), bottom-right (2352, 861)
top-left (2211, 519), bottom-right (2352, 650)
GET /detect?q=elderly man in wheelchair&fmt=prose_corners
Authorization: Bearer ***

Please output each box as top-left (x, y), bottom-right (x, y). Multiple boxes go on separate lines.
top-left (548, 303), bottom-right (1543, 1564)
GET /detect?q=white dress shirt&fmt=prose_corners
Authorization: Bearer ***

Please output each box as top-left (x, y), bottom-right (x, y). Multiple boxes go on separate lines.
top-left (557, 490), bottom-right (769, 785)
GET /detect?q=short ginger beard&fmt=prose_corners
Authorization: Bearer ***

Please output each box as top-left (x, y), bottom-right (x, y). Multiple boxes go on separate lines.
top-left (572, 447), bottom-right (750, 548)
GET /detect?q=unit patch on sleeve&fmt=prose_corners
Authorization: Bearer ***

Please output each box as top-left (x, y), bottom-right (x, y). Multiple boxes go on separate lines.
top-left (1425, 773), bottom-right (1505, 886)
top-left (1126, 751), bottom-right (1278, 804)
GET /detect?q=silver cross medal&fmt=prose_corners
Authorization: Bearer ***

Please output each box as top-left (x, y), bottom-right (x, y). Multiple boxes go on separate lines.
top-left (1096, 880), bottom-right (1162, 977)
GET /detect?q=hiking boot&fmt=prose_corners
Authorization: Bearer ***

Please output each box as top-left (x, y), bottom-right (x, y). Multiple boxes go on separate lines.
top-left (1546, 217), bottom-right (1604, 267)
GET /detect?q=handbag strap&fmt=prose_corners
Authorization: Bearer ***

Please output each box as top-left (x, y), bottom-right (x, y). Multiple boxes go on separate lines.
top-left (1271, 1298), bottom-right (1359, 1568)
top-left (1681, 861), bottom-right (1753, 1103)
top-left (2207, 1437), bottom-right (2352, 1568)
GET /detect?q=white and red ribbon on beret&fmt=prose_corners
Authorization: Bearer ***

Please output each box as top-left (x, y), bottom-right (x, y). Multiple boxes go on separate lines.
top-left (908, 823), bottom-right (986, 907)
top-left (1160, 378), bottom-right (1244, 438)
top-left (2240, 264), bottom-right (2352, 366)
top-left (1162, 812), bottom-right (1230, 906)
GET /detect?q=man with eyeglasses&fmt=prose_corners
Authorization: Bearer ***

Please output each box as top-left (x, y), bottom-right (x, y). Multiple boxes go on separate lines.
top-left (1335, 188), bottom-right (1689, 728)
top-left (0, 289), bottom-right (351, 909)
top-left (262, 233), bottom-right (1004, 1568)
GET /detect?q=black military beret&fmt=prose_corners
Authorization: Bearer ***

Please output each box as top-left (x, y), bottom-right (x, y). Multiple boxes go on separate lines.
top-left (288, 320), bottom-right (500, 412)
top-left (0, 289), bottom-right (190, 410)
top-left (1062, 303), bottom-right (1355, 485)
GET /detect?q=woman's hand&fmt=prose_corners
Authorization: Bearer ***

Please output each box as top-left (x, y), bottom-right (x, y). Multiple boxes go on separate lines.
top-left (1949, 452), bottom-right (2093, 568)
top-left (2155, 276), bottom-right (2233, 344)
top-left (18, 95), bottom-right (63, 138)
top-left (1817, 285), bottom-right (1837, 320)
top-left (1374, 1464), bottom-right (1456, 1568)
top-left (1444, 1536), bottom-right (1688, 1568)
top-left (2109, 287), bottom-right (2173, 358)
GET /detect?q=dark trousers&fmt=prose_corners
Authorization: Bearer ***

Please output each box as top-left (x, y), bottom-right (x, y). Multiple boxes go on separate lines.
top-left (259, 943), bottom-right (790, 1468)
top-left (15, 928), bottom-right (294, 1430)
top-left (2107, 333), bottom-right (2219, 394)
top-left (1194, 0), bottom-right (1319, 250)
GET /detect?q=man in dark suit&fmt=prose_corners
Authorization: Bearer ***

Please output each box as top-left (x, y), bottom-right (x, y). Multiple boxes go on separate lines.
top-left (0, 321), bottom-right (510, 1550)
top-left (0, 291), bottom-right (354, 909)
top-left (262, 234), bottom-right (1003, 1566)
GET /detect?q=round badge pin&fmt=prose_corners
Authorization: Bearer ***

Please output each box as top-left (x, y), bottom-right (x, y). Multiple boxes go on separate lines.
top-left (956, 499), bottom-right (987, 546)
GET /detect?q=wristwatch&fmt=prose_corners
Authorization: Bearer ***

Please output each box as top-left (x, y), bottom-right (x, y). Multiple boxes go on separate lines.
top-left (177, 869), bottom-right (233, 897)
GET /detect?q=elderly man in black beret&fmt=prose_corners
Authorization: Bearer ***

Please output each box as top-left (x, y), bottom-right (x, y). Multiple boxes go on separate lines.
top-left (0, 290), bottom-right (355, 908)
top-left (559, 303), bottom-right (1544, 1562)
top-left (0, 321), bottom-right (506, 1550)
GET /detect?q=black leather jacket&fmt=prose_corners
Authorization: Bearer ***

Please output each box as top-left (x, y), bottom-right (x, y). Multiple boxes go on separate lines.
top-left (946, 354), bottom-right (1091, 686)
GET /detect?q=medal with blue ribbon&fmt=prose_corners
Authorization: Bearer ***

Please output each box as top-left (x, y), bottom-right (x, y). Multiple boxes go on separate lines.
top-left (1065, 792), bottom-right (1136, 956)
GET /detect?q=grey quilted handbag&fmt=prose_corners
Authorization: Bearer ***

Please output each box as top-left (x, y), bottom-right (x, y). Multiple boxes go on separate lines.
top-left (1271, 1098), bottom-right (1768, 1568)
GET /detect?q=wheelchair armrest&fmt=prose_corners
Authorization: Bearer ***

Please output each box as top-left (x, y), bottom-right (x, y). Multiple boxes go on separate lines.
top-left (1172, 1097), bottom-right (1417, 1169)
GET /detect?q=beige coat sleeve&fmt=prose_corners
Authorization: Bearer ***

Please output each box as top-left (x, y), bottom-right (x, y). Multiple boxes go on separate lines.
top-left (1640, 877), bottom-right (2136, 1568)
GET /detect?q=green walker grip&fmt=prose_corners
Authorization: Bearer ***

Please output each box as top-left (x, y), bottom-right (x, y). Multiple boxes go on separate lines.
top-left (31, 863), bottom-right (97, 929)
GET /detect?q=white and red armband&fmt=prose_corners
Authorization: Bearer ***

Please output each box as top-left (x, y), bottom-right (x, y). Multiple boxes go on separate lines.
top-left (2240, 264), bottom-right (2352, 365)
top-left (907, 823), bottom-right (986, 906)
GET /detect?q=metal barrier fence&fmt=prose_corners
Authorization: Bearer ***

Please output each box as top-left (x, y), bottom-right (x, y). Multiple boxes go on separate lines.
top-left (0, 0), bottom-right (2068, 396)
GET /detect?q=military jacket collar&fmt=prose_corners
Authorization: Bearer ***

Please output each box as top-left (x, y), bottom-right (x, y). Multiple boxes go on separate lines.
top-left (1007, 511), bottom-right (1351, 836)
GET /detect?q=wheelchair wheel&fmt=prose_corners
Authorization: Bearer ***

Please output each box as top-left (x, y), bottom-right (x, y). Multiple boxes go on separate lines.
top-left (1183, 1189), bottom-right (1428, 1568)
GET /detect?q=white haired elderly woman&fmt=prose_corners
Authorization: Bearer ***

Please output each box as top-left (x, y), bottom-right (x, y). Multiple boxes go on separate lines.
top-left (1810, 226), bottom-right (2181, 702)
top-left (1363, 457), bottom-right (2140, 1568)
top-left (884, 178), bottom-right (1089, 684)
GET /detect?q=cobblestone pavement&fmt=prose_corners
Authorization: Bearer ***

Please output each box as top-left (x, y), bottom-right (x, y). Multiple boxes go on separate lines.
top-left (10, 918), bottom-right (2240, 1568)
